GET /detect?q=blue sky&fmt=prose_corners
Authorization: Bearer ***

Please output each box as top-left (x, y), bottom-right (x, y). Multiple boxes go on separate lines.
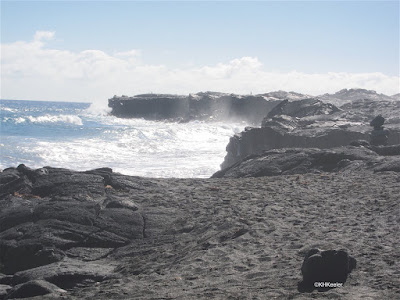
top-left (1, 1), bottom-right (399, 102)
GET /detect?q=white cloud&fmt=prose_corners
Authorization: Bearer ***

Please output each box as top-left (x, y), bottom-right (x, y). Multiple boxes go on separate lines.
top-left (115, 50), bottom-right (141, 58)
top-left (1, 31), bottom-right (399, 104)
top-left (33, 31), bottom-right (55, 42)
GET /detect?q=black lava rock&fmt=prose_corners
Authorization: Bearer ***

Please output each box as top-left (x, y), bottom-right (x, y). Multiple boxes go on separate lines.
top-left (298, 249), bottom-right (356, 292)
top-left (370, 115), bottom-right (385, 130)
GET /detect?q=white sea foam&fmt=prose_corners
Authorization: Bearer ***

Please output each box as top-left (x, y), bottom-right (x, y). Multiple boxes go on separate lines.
top-left (24, 114), bottom-right (83, 125)
top-left (13, 119), bottom-right (246, 178)
top-left (1, 99), bottom-right (247, 178)
top-left (1, 107), bottom-right (18, 113)
top-left (84, 103), bottom-right (112, 116)
top-left (15, 117), bottom-right (26, 124)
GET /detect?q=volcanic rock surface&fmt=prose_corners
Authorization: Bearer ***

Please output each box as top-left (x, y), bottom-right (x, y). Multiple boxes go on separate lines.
top-left (298, 249), bottom-right (357, 292)
top-left (1, 162), bottom-right (399, 299)
top-left (213, 145), bottom-right (400, 178)
top-left (221, 92), bottom-right (400, 169)
top-left (108, 92), bottom-right (282, 124)
top-left (318, 88), bottom-right (397, 106)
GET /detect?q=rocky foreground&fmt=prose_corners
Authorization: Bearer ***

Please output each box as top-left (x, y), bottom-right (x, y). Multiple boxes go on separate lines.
top-left (1, 145), bottom-right (400, 299)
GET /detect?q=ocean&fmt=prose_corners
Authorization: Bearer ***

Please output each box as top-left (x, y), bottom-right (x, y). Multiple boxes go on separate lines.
top-left (0, 100), bottom-right (246, 178)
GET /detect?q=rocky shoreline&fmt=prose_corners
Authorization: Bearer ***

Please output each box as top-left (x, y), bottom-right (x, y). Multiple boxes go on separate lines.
top-left (2, 88), bottom-right (400, 299)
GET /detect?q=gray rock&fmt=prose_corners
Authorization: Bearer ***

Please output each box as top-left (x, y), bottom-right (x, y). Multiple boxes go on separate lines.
top-left (12, 258), bottom-right (116, 289)
top-left (221, 95), bottom-right (400, 169)
top-left (221, 128), bottom-right (369, 170)
top-left (266, 98), bottom-right (340, 119)
top-left (213, 146), bottom-right (400, 178)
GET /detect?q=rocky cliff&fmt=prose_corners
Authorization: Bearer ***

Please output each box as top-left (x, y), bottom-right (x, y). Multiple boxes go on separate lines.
top-left (220, 93), bottom-right (400, 169)
top-left (108, 92), bottom-right (283, 124)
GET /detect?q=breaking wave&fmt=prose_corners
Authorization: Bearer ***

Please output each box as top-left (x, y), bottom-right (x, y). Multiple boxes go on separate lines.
top-left (11, 114), bottom-right (83, 126)
top-left (1, 100), bottom-right (246, 178)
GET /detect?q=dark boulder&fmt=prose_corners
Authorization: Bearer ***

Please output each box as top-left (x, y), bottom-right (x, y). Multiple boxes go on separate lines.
top-left (370, 115), bottom-right (385, 130)
top-left (369, 115), bottom-right (389, 146)
top-left (298, 249), bottom-right (356, 292)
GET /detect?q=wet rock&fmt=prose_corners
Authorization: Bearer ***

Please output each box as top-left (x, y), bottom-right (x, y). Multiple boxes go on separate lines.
top-left (298, 249), bottom-right (356, 292)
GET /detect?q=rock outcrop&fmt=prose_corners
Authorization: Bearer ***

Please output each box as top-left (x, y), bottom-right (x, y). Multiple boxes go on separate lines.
top-left (0, 165), bottom-right (152, 296)
top-left (108, 92), bottom-right (281, 124)
top-left (221, 96), bottom-right (400, 169)
top-left (318, 88), bottom-right (397, 106)
top-left (266, 98), bottom-right (341, 119)
top-left (370, 115), bottom-right (390, 146)
top-left (213, 145), bottom-right (400, 178)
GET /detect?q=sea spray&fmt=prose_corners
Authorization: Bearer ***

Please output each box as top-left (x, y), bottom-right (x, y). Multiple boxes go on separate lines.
top-left (0, 100), bottom-right (246, 177)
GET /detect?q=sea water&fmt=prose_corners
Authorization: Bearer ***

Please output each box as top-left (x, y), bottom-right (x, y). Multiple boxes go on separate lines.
top-left (0, 100), bottom-right (246, 178)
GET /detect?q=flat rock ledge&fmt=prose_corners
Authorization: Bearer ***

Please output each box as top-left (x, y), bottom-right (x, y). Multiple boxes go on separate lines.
top-left (213, 144), bottom-right (400, 178)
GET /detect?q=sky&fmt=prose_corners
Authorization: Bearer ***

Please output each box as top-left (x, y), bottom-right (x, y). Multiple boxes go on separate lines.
top-left (1, 0), bottom-right (399, 103)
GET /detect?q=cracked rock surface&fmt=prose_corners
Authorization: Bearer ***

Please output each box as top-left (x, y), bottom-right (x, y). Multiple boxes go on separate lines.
top-left (1, 164), bottom-right (399, 299)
